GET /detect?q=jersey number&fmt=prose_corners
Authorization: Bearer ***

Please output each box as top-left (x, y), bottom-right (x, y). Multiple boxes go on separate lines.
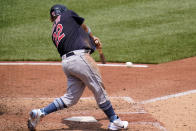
top-left (53, 24), bottom-right (65, 47)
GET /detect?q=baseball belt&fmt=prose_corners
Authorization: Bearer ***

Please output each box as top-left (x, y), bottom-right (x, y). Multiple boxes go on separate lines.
top-left (62, 49), bottom-right (90, 59)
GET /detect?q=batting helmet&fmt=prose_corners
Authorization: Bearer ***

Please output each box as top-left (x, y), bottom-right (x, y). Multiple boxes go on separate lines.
top-left (50, 4), bottom-right (67, 22)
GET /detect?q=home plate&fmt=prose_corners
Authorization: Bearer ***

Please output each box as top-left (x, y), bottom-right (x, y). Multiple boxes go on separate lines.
top-left (64, 116), bottom-right (97, 122)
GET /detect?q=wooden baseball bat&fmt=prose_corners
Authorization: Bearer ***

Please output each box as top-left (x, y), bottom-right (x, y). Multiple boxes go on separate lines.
top-left (95, 40), bottom-right (106, 64)
top-left (97, 47), bottom-right (106, 64)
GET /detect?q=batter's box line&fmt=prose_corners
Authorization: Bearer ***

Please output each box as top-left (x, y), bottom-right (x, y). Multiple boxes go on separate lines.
top-left (81, 96), bottom-right (136, 104)
top-left (0, 96), bottom-right (150, 114)
top-left (19, 96), bottom-right (135, 103)
top-left (139, 89), bottom-right (196, 104)
top-left (130, 122), bottom-right (167, 131)
top-left (5, 96), bottom-right (145, 114)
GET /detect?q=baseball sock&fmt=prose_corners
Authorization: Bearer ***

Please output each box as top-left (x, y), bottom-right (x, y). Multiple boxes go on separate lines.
top-left (99, 101), bottom-right (118, 122)
top-left (103, 106), bottom-right (118, 122)
top-left (42, 98), bottom-right (67, 115)
top-left (41, 103), bottom-right (57, 115)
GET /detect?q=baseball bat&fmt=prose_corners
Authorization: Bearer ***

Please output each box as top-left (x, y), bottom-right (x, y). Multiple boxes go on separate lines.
top-left (95, 40), bottom-right (106, 64)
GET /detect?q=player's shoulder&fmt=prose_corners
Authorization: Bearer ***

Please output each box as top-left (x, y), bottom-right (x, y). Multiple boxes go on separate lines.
top-left (69, 10), bottom-right (81, 17)
top-left (60, 10), bottom-right (76, 18)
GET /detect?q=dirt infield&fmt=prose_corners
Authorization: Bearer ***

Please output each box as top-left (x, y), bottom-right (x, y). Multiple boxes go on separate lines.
top-left (0, 57), bottom-right (196, 131)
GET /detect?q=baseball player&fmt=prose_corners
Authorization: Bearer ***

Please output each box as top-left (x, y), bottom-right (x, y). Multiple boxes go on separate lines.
top-left (27, 4), bottom-right (128, 131)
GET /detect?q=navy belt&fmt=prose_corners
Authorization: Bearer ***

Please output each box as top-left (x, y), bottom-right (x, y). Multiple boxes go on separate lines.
top-left (66, 50), bottom-right (90, 58)
top-left (66, 52), bottom-right (75, 57)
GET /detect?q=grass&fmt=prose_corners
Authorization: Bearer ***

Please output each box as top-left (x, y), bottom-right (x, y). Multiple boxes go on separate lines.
top-left (0, 0), bottom-right (196, 63)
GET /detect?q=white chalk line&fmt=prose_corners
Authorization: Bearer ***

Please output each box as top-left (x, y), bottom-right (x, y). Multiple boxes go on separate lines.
top-left (0, 62), bottom-right (61, 66)
top-left (131, 89), bottom-right (196, 131)
top-left (130, 122), bottom-right (167, 131)
top-left (98, 63), bottom-right (148, 68)
top-left (1, 96), bottom-right (143, 115)
top-left (6, 96), bottom-right (146, 114)
top-left (0, 62), bottom-right (148, 68)
top-left (139, 89), bottom-right (196, 104)
top-left (5, 96), bottom-right (135, 104)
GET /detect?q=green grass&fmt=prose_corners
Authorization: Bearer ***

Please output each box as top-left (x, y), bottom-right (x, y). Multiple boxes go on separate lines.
top-left (0, 0), bottom-right (196, 63)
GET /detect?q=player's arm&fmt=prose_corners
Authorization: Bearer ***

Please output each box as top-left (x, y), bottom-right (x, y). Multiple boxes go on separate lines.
top-left (81, 24), bottom-right (101, 49)
top-left (82, 23), bottom-right (106, 64)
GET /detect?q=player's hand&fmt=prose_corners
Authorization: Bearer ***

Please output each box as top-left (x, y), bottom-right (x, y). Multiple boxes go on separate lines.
top-left (93, 36), bottom-right (102, 49)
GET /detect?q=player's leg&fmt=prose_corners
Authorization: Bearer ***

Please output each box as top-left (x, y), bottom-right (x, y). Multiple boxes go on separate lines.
top-left (28, 77), bottom-right (85, 130)
top-left (41, 75), bottom-right (85, 114)
top-left (42, 57), bottom-right (88, 112)
top-left (59, 75), bottom-right (85, 107)
top-left (27, 59), bottom-right (85, 130)
top-left (62, 53), bottom-right (118, 122)
top-left (79, 54), bottom-right (128, 130)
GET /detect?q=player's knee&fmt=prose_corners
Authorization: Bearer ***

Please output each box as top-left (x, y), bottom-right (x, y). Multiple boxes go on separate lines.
top-left (53, 98), bottom-right (67, 110)
top-left (67, 97), bottom-right (80, 107)
top-left (59, 96), bottom-right (80, 107)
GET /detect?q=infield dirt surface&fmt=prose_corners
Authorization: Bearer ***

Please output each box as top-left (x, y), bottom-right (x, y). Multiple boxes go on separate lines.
top-left (0, 57), bottom-right (196, 131)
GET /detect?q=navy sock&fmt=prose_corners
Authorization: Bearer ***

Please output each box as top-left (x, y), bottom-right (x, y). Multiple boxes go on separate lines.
top-left (103, 106), bottom-right (118, 122)
top-left (42, 102), bottom-right (57, 115)
top-left (110, 115), bottom-right (118, 122)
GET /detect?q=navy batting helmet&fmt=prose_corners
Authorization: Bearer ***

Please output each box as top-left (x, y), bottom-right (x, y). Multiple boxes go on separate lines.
top-left (50, 4), bottom-right (67, 22)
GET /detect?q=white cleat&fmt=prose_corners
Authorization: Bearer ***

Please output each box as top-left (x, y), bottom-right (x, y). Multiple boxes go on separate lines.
top-left (108, 118), bottom-right (129, 130)
top-left (27, 109), bottom-right (45, 131)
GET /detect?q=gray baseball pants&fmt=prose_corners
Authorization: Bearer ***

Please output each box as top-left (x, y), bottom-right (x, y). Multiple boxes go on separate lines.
top-left (60, 49), bottom-right (109, 107)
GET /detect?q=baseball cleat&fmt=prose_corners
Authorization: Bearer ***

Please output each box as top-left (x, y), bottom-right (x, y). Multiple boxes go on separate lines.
top-left (108, 118), bottom-right (129, 130)
top-left (27, 109), bottom-right (45, 131)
